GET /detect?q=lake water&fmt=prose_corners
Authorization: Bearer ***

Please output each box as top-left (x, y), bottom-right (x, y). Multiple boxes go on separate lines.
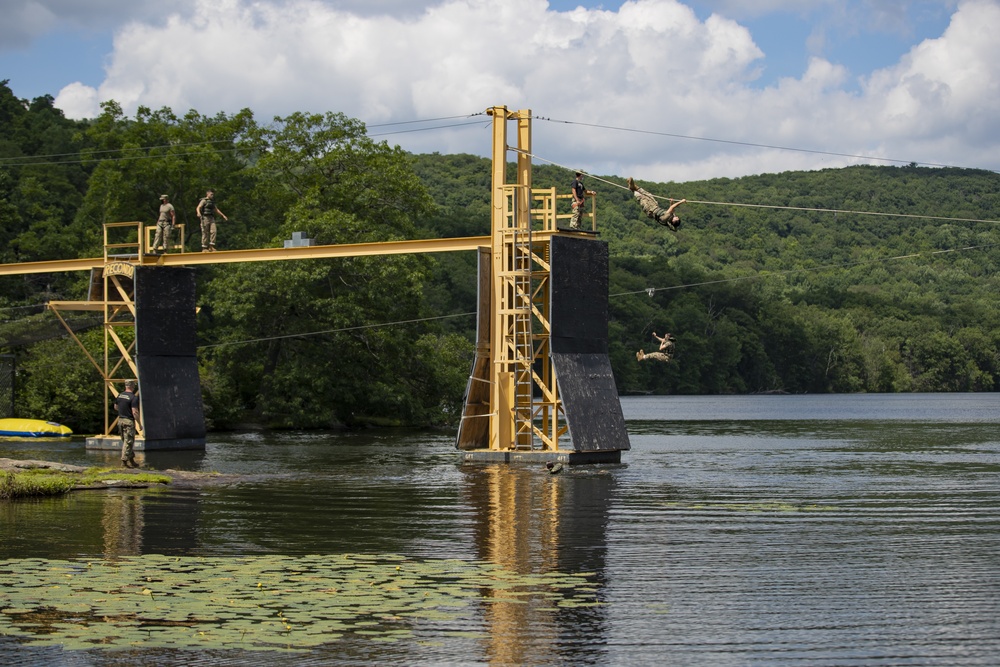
top-left (2, 393), bottom-right (998, 665)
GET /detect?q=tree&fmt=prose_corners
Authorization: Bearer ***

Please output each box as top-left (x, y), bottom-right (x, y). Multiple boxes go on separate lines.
top-left (77, 102), bottom-right (257, 255)
top-left (199, 112), bottom-right (454, 427)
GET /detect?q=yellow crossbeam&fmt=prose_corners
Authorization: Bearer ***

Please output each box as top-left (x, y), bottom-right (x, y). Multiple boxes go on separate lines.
top-left (0, 235), bottom-right (495, 276)
top-left (0, 257), bottom-right (104, 276)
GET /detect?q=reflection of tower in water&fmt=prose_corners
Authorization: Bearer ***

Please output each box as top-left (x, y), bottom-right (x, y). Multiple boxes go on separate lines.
top-left (101, 492), bottom-right (145, 558)
top-left (464, 465), bottom-right (615, 665)
top-left (98, 486), bottom-right (202, 557)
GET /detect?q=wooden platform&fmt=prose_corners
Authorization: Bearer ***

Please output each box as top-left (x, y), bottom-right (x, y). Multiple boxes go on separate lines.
top-left (85, 436), bottom-right (206, 451)
top-left (461, 449), bottom-right (621, 465)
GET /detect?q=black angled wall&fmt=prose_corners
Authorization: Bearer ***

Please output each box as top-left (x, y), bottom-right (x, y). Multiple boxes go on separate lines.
top-left (134, 266), bottom-right (206, 444)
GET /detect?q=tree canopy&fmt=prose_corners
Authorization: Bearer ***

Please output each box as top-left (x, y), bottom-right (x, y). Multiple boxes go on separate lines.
top-left (1, 87), bottom-right (998, 434)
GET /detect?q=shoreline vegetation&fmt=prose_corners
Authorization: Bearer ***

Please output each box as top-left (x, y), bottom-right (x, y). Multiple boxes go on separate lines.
top-left (0, 458), bottom-right (246, 501)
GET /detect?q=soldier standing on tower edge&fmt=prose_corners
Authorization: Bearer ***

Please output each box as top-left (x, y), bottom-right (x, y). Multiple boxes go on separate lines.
top-left (196, 189), bottom-right (228, 252)
top-left (151, 194), bottom-right (175, 253)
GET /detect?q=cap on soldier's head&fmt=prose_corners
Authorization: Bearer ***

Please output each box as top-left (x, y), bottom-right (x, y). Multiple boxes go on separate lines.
top-left (160, 194), bottom-right (169, 200)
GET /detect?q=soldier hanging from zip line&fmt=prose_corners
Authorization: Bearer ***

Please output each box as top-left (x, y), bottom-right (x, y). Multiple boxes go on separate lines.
top-left (627, 177), bottom-right (685, 232)
top-left (637, 331), bottom-right (675, 363)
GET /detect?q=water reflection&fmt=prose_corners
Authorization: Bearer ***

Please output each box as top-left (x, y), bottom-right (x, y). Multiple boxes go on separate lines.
top-left (2, 395), bottom-right (998, 665)
top-left (100, 492), bottom-right (143, 557)
top-left (463, 464), bottom-right (616, 666)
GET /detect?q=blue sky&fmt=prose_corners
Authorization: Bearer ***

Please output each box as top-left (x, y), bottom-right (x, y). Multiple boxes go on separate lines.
top-left (0, 1), bottom-right (955, 98)
top-left (1, 0), bottom-right (995, 180)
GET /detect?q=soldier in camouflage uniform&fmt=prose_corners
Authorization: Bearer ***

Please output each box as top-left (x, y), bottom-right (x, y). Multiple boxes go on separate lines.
top-left (569, 172), bottom-right (595, 229)
top-left (637, 331), bottom-right (675, 363)
top-left (116, 380), bottom-right (142, 468)
top-left (628, 177), bottom-right (684, 232)
top-left (196, 189), bottom-right (228, 252)
top-left (151, 194), bottom-right (175, 253)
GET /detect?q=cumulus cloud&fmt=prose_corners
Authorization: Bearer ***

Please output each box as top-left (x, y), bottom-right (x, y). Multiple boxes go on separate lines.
top-left (0, 0), bottom-right (195, 48)
top-left (51, 0), bottom-right (1000, 179)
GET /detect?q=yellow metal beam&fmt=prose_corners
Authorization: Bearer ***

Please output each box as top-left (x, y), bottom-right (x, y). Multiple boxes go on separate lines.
top-left (47, 300), bottom-right (104, 311)
top-left (0, 257), bottom-right (105, 276)
top-left (0, 236), bottom-right (493, 276)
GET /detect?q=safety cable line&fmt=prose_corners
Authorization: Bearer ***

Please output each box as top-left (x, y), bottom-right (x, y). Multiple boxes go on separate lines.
top-left (196, 312), bottom-right (476, 350)
top-left (365, 112), bottom-right (485, 128)
top-left (0, 122), bottom-right (485, 168)
top-left (368, 119), bottom-right (489, 138)
top-left (0, 148), bottom-right (243, 168)
top-left (0, 113), bottom-right (488, 168)
top-left (11, 239), bottom-right (994, 360)
top-left (612, 242), bottom-right (1000, 298)
top-left (531, 115), bottom-right (976, 171)
top-left (515, 148), bottom-right (1000, 225)
top-left (0, 139), bottom-right (235, 166)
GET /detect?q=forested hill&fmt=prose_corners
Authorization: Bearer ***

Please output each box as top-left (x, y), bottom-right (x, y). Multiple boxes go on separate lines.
top-left (1, 87), bottom-right (998, 432)
top-left (412, 153), bottom-right (1000, 396)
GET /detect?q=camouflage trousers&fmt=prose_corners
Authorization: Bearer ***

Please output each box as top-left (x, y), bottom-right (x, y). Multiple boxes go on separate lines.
top-left (200, 215), bottom-right (217, 249)
top-left (634, 188), bottom-right (673, 226)
top-left (152, 220), bottom-right (172, 251)
top-left (119, 417), bottom-right (136, 463)
top-left (567, 201), bottom-right (581, 229)
top-left (638, 351), bottom-right (671, 363)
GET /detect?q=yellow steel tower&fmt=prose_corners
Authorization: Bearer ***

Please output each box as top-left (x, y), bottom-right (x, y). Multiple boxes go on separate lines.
top-left (458, 106), bottom-right (628, 463)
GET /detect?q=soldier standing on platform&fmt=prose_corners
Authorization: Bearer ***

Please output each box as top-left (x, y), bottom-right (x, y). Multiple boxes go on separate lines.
top-left (196, 189), bottom-right (228, 252)
top-left (151, 194), bottom-right (175, 253)
top-left (116, 380), bottom-right (142, 468)
top-left (569, 172), bottom-right (595, 229)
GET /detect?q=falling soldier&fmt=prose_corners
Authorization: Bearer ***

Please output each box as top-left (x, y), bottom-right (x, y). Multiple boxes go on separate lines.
top-left (628, 177), bottom-right (685, 232)
top-left (637, 331), bottom-right (675, 363)
top-left (151, 194), bottom-right (175, 253)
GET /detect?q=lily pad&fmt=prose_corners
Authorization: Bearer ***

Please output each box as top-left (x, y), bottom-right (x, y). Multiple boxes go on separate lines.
top-left (0, 553), bottom-right (600, 652)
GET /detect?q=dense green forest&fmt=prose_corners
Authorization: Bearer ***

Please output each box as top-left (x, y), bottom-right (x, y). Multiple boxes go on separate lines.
top-left (1, 81), bottom-right (998, 433)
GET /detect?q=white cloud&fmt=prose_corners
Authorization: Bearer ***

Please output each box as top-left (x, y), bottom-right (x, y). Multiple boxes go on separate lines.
top-left (861, 0), bottom-right (1000, 153)
top-left (0, 0), bottom-right (196, 48)
top-left (51, 0), bottom-right (1000, 179)
top-left (50, 81), bottom-right (100, 119)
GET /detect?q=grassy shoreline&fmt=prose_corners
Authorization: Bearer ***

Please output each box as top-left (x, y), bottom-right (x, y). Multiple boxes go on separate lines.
top-left (0, 467), bottom-right (171, 500)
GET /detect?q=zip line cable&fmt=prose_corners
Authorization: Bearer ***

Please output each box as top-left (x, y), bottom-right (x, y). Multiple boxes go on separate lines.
top-left (3, 111), bottom-right (998, 346)
top-left (196, 312), bottom-right (477, 350)
top-left (0, 139), bottom-right (235, 165)
top-left (16, 235), bottom-right (994, 360)
top-left (9, 231), bottom-right (994, 359)
top-left (368, 119), bottom-right (489, 138)
top-left (0, 121), bottom-right (485, 168)
top-left (0, 113), bottom-right (488, 168)
top-left (612, 242), bottom-right (1000, 298)
top-left (365, 113), bottom-right (485, 128)
top-left (515, 148), bottom-right (1000, 226)
top-left (13, 311), bottom-right (478, 371)
top-left (531, 115), bottom-right (976, 171)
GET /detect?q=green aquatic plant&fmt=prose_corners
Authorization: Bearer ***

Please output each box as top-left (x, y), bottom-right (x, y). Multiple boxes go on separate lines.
top-left (0, 469), bottom-right (75, 499)
top-left (0, 467), bottom-right (171, 500)
top-left (0, 553), bottom-right (599, 652)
